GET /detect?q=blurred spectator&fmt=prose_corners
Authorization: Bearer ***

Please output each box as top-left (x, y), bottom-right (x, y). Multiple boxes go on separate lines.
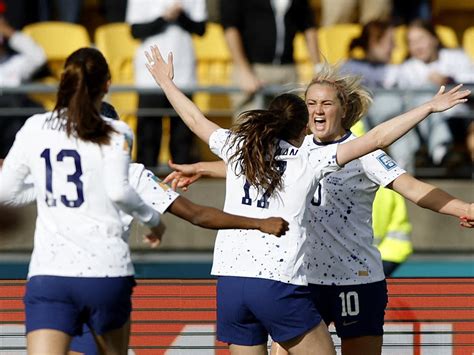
top-left (343, 19), bottom-right (474, 172)
top-left (126, 0), bottom-right (206, 167)
top-left (0, 15), bottom-right (46, 158)
top-left (388, 19), bottom-right (474, 167)
top-left (37, 0), bottom-right (83, 23)
top-left (392, 0), bottom-right (431, 25)
top-left (341, 20), bottom-right (419, 172)
top-left (320, 0), bottom-right (392, 26)
top-left (220, 0), bottom-right (320, 115)
top-left (102, 0), bottom-right (128, 23)
top-left (3, 0), bottom-right (38, 29)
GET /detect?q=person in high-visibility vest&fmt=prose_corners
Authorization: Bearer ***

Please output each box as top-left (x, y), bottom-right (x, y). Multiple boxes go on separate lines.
top-left (372, 187), bottom-right (413, 276)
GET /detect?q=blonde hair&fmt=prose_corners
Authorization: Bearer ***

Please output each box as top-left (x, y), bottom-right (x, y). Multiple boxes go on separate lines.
top-left (305, 64), bottom-right (373, 129)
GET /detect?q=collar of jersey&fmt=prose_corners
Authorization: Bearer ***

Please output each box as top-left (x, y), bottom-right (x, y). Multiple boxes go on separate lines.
top-left (312, 130), bottom-right (352, 146)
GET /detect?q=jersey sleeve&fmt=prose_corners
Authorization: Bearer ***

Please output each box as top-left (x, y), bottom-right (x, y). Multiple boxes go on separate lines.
top-left (209, 128), bottom-right (233, 163)
top-left (102, 131), bottom-right (161, 227)
top-left (129, 163), bottom-right (179, 214)
top-left (0, 169), bottom-right (35, 206)
top-left (359, 150), bottom-right (406, 187)
top-left (307, 143), bottom-right (340, 181)
top-left (0, 119), bottom-right (34, 205)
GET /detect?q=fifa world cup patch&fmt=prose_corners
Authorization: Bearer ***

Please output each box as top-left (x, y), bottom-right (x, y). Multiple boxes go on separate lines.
top-left (376, 153), bottom-right (397, 170)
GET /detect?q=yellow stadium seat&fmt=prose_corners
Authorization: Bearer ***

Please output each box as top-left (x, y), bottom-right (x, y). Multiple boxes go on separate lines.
top-left (317, 24), bottom-right (362, 64)
top-left (94, 23), bottom-right (141, 160)
top-left (192, 23), bottom-right (232, 113)
top-left (95, 23), bottom-right (140, 84)
top-left (23, 21), bottom-right (90, 80)
top-left (391, 26), bottom-right (408, 64)
top-left (463, 27), bottom-right (474, 60)
top-left (22, 22), bottom-right (90, 110)
top-left (436, 25), bottom-right (459, 48)
top-left (392, 25), bottom-right (459, 64)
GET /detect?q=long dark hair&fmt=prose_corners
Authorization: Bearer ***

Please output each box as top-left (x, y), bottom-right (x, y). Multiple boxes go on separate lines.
top-left (53, 47), bottom-right (114, 144)
top-left (227, 93), bottom-right (308, 197)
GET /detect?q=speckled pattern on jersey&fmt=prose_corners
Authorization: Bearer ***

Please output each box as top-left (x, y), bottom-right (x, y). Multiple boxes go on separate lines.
top-left (208, 129), bottom-right (340, 285)
top-left (302, 133), bottom-right (405, 285)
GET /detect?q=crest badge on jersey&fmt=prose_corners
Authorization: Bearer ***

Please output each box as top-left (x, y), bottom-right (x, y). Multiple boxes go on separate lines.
top-left (376, 153), bottom-right (397, 170)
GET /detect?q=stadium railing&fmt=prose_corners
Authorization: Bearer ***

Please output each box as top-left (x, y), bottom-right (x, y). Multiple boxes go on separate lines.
top-left (1, 84), bottom-right (473, 178)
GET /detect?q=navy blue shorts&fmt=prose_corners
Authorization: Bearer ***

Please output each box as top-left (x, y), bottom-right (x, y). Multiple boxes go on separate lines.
top-left (217, 276), bottom-right (322, 346)
top-left (24, 275), bottom-right (136, 336)
top-left (309, 280), bottom-right (388, 338)
top-left (70, 325), bottom-right (98, 355)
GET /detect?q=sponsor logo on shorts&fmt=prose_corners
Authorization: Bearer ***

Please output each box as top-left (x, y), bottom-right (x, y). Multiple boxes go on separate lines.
top-left (342, 320), bottom-right (359, 326)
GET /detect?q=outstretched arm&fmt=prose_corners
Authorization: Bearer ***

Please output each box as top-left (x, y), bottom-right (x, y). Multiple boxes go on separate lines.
top-left (390, 173), bottom-right (474, 228)
top-left (145, 45), bottom-right (220, 144)
top-left (163, 160), bottom-right (227, 190)
top-left (168, 196), bottom-right (289, 237)
top-left (336, 85), bottom-right (470, 166)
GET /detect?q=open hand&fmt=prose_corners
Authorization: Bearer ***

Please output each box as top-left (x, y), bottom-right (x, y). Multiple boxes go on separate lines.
top-left (429, 84), bottom-right (470, 113)
top-left (259, 217), bottom-right (289, 237)
top-left (163, 160), bottom-right (202, 191)
top-left (459, 203), bottom-right (474, 228)
top-left (145, 45), bottom-right (174, 85)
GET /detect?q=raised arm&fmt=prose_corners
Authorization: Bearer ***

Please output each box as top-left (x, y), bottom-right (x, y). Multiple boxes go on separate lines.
top-left (336, 85), bottom-right (471, 166)
top-left (145, 45), bottom-right (220, 144)
top-left (168, 195), bottom-right (288, 237)
top-left (390, 173), bottom-right (474, 228)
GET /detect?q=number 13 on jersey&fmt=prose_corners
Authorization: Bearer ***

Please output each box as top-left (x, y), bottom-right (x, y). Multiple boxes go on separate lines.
top-left (40, 148), bottom-right (84, 208)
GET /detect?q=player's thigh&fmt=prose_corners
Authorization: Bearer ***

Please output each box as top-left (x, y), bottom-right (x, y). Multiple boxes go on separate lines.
top-left (279, 321), bottom-right (335, 355)
top-left (27, 328), bottom-right (71, 355)
top-left (341, 335), bottom-right (383, 355)
top-left (94, 318), bottom-right (131, 355)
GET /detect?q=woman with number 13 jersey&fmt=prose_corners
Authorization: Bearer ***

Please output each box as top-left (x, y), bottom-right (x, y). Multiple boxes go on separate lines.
top-left (0, 47), bottom-right (166, 354)
top-left (144, 44), bottom-right (470, 354)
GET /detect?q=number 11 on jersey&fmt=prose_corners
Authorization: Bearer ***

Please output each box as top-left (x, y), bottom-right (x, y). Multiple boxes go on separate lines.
top-left (241, 161), bottom-right (287, 209)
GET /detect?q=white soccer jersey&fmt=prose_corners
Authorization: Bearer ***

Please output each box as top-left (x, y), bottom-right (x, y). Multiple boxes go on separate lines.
top-left (0, 163), bottom-right (179, 274)
top-left (302, 132), bottom-right (406, 285)
top-left (209, 129), bottom-right (340, 285)
top-left (0, 112), bottom-right (163, 278)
